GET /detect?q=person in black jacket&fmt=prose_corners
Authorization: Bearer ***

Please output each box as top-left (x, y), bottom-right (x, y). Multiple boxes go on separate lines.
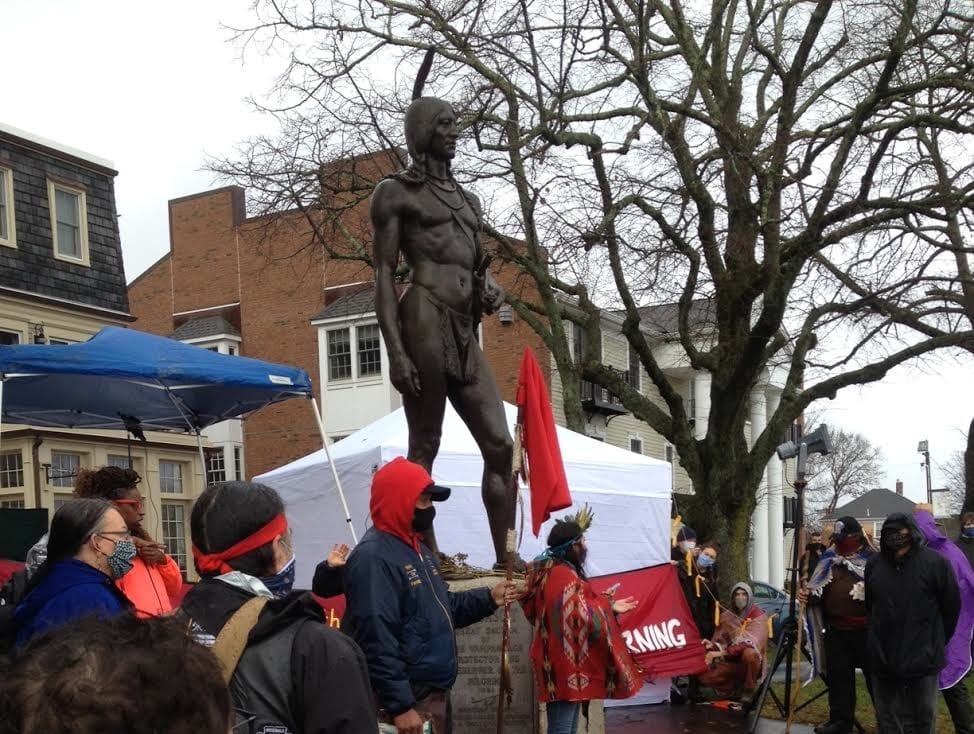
top-left (312, 542), bottom-right (350, 598)
top-left (180, 481), bottom-right (378, 734)
top-left (865, 512), bottom-right (961, 734)
top-left (342, 457), bottom-right (519, 734)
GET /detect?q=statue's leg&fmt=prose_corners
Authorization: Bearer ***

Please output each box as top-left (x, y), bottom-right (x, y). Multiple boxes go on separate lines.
top-left (399, 288), bottom-right (449, 554)
top-left (449, 346), bottom-right (514, 567)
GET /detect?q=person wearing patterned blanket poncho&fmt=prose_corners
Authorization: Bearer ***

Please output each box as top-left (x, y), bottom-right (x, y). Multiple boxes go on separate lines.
top-left (798, 516), bottom-right (876, 734)
top-left (698, 582), bottom-right (769, 703)
top-left (520, 508), bottom-right (643, 734)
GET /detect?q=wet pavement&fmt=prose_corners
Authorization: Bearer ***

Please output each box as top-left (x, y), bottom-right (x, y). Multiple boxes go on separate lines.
top-left (605, 703), bottom-right (816, 733)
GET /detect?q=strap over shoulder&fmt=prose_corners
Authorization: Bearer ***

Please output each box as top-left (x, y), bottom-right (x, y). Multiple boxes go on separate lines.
top-left (211, 596), bottom-right (269, 684)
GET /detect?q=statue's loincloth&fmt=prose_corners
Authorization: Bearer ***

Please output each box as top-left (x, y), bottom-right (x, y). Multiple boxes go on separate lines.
top-left (407, 284), bottom-right (479, 386)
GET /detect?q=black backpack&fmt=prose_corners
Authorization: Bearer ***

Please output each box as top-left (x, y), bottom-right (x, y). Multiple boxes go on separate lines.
top-left (0, 570), bottom-right (28, 652)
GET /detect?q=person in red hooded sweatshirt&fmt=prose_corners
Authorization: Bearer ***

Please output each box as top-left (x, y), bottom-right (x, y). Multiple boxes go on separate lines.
top-left (342, 457), bottom-right (519, 734)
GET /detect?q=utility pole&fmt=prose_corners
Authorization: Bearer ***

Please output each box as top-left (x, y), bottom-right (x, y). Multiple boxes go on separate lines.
top-left (918, 439), bottom-right (933, 506)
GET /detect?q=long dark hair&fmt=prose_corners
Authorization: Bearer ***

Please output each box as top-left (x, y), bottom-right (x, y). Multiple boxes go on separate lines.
top-left (191, 481), bottom-right (284, 577)
top-left (27, 498), bottom-right (113, 592)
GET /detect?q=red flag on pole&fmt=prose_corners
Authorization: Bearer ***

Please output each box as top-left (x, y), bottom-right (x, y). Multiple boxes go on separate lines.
top-left (516, 347), bottom-right (572, 536)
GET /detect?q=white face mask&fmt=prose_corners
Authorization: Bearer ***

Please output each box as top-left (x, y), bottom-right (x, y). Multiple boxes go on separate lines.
top-left (734, 594), bottom-right (749, 610)
top-left (679, 541), bottom-right (696, 553)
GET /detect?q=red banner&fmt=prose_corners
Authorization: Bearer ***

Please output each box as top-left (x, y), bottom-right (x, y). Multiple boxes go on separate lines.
top-left (590, 564), bottom-right (708, 679)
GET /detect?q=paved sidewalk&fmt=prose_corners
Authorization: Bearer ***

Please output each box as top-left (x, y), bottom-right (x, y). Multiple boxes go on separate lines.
top-left (606, 703), bottom-right (816, 733)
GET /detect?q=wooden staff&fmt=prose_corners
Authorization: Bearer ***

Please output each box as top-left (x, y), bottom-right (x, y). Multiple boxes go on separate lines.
top-left (496, 422), bottom-right (524, 734)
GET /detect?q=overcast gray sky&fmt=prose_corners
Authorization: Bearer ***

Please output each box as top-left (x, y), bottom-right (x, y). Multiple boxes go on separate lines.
top-left (7, 0), bottom-right (972, 498)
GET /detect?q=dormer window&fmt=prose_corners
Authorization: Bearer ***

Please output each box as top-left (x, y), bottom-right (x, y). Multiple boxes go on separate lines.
top-left (0, 166), bottom-right (15, 248)
top-left (48, 180), bottom-right (89, 265)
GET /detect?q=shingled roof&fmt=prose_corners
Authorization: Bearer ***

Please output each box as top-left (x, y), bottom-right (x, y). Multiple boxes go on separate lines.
top-left (635, 299), bottom-right (717, 336)
top-left (170, 315), bottom-right (240, 341)
top-left (828, 488), bottom-right (916, 521)
top-left (312, 288), bottom-right (378, 321)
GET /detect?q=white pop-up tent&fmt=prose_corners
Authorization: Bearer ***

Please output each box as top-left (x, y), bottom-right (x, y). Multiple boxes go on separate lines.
top-left (256, 401), bottom-right (672, 588)
top-left (257, 401), bottom-right (674, 707)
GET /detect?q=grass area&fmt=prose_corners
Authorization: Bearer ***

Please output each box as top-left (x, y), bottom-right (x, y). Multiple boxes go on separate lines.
top-left (760, 658), bottom-right (973, 733)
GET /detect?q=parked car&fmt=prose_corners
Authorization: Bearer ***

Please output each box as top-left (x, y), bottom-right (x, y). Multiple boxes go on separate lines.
top-left (750, 580), bottom-right (795, 640)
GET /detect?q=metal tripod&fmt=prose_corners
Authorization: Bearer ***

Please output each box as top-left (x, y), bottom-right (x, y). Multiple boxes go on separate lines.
top-left (745, 476), bottom-right (865, 734)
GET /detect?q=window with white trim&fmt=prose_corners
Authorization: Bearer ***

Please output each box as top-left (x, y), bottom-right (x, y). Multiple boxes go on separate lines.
top-left (48, 181), bottom-right (89, 264)
top-left (627, 344), bottom-right (641, 391)
top-left (0, 330), bottom-right (20, 346)
top-left (159, 461), bottom-right (184, 494)
top-left (664, 443), bottom-right (675, 464)
top-left (161, 501), bottom-right (188, 574)
top-left (327, 328), bottom-right (352, 380)
top-left (0, 451), bottom-right (24, 488)
top-left (0, 497), bottom-right (25, 509)
top-left (49, 451), bottom-right (81, 488)
top-left (357, 324), bottom-right (382, 377)
top-left (629, 435), bottom-right (643, 454)
top-left (107, 454), bottom-right (132, 469)
top-left (233, 446), bottom-right (243, 480)
top-left (0, 166), bottom-right (15, 247)
top-left (205, 448), bottom-right (226, 485)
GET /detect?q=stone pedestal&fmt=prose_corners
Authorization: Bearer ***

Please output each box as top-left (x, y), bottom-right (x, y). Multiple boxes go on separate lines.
top-left (450, 577), bottom-right (537, 733)
top-left (448, 578), bottom-right (605, 734)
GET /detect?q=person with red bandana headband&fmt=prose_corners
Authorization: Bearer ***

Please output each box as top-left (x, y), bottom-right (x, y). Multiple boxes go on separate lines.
top-left (180, 481), bottom-right (378, 734)
top-left (797, 516), bottom-right (876, 734)
top-left (342, 457), bottom-right (519, 734)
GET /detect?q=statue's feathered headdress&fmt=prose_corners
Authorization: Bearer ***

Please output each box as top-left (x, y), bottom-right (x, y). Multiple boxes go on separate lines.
top-left (412, 48), bottom-right (436, 100)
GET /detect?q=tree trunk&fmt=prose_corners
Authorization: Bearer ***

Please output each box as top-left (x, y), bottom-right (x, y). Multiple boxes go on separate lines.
top-left (716, 499), bottom-right (754, 600)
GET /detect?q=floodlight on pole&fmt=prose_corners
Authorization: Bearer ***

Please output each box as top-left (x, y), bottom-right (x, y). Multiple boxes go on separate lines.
top-left (918, 439), bottom-right (933, 505)
top-left (750, 423), bottom-right (834, 733)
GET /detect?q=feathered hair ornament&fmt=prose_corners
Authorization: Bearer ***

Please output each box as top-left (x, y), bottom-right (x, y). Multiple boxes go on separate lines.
top-left (571, 503), bottom-right (595, 533)
top-left (543, 504), bottom-right (594, 553)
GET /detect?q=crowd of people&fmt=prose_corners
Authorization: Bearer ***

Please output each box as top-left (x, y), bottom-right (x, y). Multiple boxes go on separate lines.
top-left (667, 508), bottom-right (974, 734)
top-left (3, 459), bottom-right (974, 734)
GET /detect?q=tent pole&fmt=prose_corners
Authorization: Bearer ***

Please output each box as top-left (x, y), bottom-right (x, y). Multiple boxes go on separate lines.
top-left (195, 432), bottom-right (207, 490)
top-left (310, 397), bottom-right (357, 544)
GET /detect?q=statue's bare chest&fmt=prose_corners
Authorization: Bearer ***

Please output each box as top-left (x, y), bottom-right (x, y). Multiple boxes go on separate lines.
top-left (407, 183), bottom-right (479, 234)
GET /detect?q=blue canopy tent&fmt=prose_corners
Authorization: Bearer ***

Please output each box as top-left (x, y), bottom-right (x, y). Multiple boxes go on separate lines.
top-left (0, 327), bottom-right (311, 431)
top-left (0, 326), bottom-right (356, 540)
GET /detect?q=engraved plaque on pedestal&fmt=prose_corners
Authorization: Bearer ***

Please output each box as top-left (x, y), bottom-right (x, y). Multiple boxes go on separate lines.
top-left (449, 578), bottom-right (538, 733)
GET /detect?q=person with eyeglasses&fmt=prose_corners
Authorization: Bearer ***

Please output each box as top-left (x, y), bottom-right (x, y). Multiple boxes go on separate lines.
top-left (74, 465), bottom-right (183, 617)
top-left (11, 498), bottom-right (135, 647)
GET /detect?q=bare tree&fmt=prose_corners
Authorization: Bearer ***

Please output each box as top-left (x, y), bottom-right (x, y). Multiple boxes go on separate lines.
top-left (214, 0), bottom-right (974, 584)
top-left (805, 428), bottom-right (885, 521)
top-left (941, 449), bottom-right (968, 516)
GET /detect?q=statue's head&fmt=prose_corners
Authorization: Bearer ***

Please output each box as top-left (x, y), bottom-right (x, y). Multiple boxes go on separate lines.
top-left (404, 97), bottom-right (457, 169)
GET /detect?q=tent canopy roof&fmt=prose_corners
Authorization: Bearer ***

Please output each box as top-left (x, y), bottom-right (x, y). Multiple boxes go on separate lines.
top-left (0, 326), bottom-right (311, 432)
top-left (260, 401), bottom-right (670, 498)
top-left (257, 401), bottom-right (672, 580)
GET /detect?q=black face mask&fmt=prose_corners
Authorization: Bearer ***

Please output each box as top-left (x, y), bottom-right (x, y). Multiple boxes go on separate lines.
top-left (412, 506), bottom-right (436, 533)
top-left (881, 529), bottom-right (910, 553)
top-left (806, 542), bottom-right (825, 553)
